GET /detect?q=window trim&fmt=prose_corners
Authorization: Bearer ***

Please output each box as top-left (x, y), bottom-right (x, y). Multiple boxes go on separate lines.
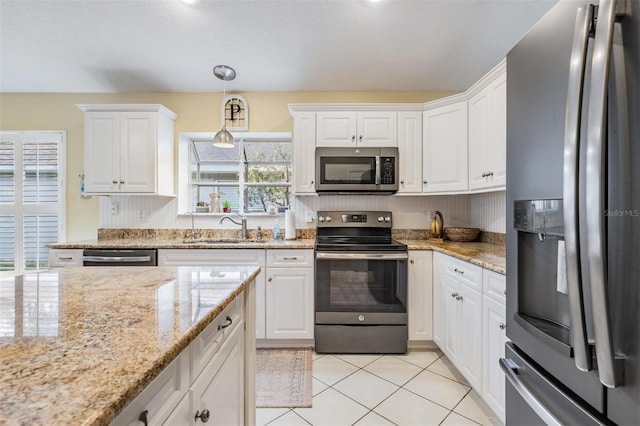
top-left (177, 131), bottom-right (292, 215)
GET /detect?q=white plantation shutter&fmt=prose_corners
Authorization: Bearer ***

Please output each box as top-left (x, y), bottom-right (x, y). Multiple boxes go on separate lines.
top-left (0, 132), bottom-right (65, 275)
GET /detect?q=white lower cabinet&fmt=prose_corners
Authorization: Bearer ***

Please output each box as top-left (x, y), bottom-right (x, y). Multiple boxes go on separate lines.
top-left (165, 324), bottom-right (245, 425)
top-left (407, 250), bottom-right (433, 342)
top-left (482, 269), bottom-right (507, 424)
top-left (433, 252), bottom-right (506, 420)
top-left (157, 249), bottom-right (267, 339)
top-left (111, 285), bottom-right (254, 426)
top-left (265, 249), bottom-right (314, 340)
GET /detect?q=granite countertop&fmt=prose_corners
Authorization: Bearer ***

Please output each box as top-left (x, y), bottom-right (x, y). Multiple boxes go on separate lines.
top-left (399, 240), bottom-right (506, 275)
top-left (0, 265), bottom-right (260, 426)
top-left (48, 238), bottom-right (316, 250)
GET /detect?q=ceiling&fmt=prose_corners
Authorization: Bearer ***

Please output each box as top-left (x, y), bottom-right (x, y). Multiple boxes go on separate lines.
top-left (0, 0), bottom-right (557, 94)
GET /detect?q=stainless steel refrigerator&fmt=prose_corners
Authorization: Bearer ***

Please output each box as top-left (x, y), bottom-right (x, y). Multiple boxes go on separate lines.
top-left (504, 0), bottom-right (639, 424)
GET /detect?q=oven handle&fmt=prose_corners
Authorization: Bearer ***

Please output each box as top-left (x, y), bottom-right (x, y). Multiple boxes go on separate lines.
top-left (315, 252), bottom-right (408, 260)
top-left (83, 256), bottom-right (153, 263)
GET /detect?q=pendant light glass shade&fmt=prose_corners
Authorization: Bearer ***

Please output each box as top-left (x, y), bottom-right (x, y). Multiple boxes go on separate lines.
top-left (212, 65), bottom-right (236, 148)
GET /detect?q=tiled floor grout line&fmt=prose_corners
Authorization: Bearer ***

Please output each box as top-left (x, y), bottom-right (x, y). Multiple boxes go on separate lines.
top-left (261, 352), bottom-right (493, 426)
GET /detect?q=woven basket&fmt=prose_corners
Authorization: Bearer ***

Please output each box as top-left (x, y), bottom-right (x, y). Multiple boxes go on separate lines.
top-left (444, 227), bottom-right (480, 242)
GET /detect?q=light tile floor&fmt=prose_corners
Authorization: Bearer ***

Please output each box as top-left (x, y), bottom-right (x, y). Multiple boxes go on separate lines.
top-left (256, 350), bottom-right (503, 426)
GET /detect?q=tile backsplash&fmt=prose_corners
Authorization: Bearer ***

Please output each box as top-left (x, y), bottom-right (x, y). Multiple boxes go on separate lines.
top-left (98, 191), bottom-right (505, 234)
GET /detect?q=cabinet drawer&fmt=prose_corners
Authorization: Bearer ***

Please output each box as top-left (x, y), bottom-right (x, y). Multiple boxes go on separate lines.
top-left (111, 348), bottom-right (190, 426)
top-left (48, 249), bottom-right (84, 267)
top-left (441, 254), bottom-right (482, 291)
top-left (483, 269), bottom-right (506, 305)
top-left (266, 249), bottom-right (314, 268)
top-left (192, 296), bottom-right (244, 382)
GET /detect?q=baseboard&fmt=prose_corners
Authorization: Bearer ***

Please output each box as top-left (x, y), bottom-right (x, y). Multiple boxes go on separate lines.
top-left (257, 339), bottom-right (315, 349)
top-left (408, 340), bottom-right (438, 350)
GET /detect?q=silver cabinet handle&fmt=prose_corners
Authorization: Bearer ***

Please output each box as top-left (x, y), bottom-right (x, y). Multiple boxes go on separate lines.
top-left (58, 256), bottom-right (74, 260)
top-left (375, 155), bottom-right (381, 185)
top-left (316, 252), bottom-right (408, 260)
top-left (453, 268), bottom-right (464, 275)
top-left (500, 358), bottom-right (562, 426)
top-left (456, 295), bottom-right (463, 301)
top-left (563, 3), bottom-right (594, 374)
top-left (217, 316), bottom-right (233, 331)
top-left (195, 409), bottom-right (210, 423)
top-left (586, 0), bottom-right (623, 388)
top-left (451, 292), bottom-right (458, 298)
top-left (268, 277), bottom-right (272, 282)
top-left (499, 323), bottom-right (506, 330)
top-left (138, 410), bottom-right (149, 426)
top-left (282, 257), bottom-right (298, 261)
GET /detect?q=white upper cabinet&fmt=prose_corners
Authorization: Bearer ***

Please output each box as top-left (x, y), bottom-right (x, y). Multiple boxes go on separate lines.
top-left (469, 64), bottom-right (507, 191)
top-left (292, 111), bottom-right (317, 194)
top-left (79, 104), bottom-right (177, 195)
top-left (397, 111), bottom-right (423, 194)
top-left (422, 100), bottom-right (469, 193)
top-left (316, 111), bottom-right (397, 147)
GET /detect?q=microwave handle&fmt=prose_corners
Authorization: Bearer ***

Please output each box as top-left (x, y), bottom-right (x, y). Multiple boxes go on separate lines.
top-left (375, 156), bottom-right (381, 185)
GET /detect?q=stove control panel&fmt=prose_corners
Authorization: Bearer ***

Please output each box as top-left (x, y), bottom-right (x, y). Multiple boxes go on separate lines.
top-left (317, 211), bottom-right (392, 228)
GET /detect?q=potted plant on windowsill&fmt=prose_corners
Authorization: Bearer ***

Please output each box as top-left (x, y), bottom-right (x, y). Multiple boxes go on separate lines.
top-left (222, 200), bottom-right (231, 213)
top-left (195, 201), bottom-right (209, 213)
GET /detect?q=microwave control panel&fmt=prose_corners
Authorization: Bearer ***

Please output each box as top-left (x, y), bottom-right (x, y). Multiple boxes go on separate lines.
top-left (381, 157), bottom-right (395, 184)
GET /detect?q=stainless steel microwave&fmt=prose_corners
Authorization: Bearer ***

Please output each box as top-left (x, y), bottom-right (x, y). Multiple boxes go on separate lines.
top-left (315, 147), bottom-right (399, 193)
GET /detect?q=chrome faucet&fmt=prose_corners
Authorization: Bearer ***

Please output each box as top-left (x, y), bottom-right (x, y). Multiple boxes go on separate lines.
top-left (185, 212), bottom-right (197, 239)
top-left (219, 214), bottom-right (247, 240)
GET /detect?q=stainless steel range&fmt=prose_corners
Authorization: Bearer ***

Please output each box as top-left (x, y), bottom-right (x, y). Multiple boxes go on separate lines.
top-left (314, 211), bottom-right (408, 354)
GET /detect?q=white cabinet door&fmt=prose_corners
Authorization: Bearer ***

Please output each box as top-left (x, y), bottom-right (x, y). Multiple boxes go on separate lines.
top-left (441, 273), bottom-right (462, 365)
top-left (84, 112), bottom-right (120, 193)
top-left (397, 111), bottom-right (423, 193)
top-left (266, 267), bottom-right (314, 339)
top-left (292, 111), bottom-right (317, 194)
top-left (469, 72), bottom-right (506, 191)
top-left (356, 111), bottom-right (397, 147)
top-left (408, 250), bottom-right (433, 341)
top-left (119, 112), bottom-right (157, 193)
top-left (423, 101), bottom-right (468, 193)
top-left (432, 253), bottom-right (445, 348)
top-left (482, 295), bottom-right (507, 424)
top-left (316, 111), bottom-right (357, 147)
top-left (459, 284), bottom-right (483, 391)
top-left (192, 324), bottom-right (244, 426)
top-left (316, 111), bottom-right (397, 147)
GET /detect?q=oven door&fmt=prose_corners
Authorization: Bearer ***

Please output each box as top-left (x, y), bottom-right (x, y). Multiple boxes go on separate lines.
top-left (315, 251), bottom-right (407, 325)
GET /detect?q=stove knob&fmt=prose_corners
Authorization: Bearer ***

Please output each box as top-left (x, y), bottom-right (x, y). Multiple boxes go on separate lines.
top-left (325, 216), bottom-right (332, 222)
top-left (384, 216), bottom-right (391, 222)
top-left (318, 216), bottom-right (325, 222)
top-left (378, 216), bottom-right (384, 222)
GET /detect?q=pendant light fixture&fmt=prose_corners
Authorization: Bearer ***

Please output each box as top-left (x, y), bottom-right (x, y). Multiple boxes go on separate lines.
top-left (212, 64), bottom-right (237, 148)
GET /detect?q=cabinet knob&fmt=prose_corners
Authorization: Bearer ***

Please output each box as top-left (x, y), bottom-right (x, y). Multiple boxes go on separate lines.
top-left (423, 180), bottom-right (428, 184)
top-left (120, 180), bottom-right (125, 184)
top-left (401, 180), bottom-right (405, 185)
top-left (410, 259), bottom-right (414, 264)
top-left (310, 180), bottom-right (314, 184)
top-left (488, 171), bottom-right (494, 177)
top-left (137, 410), bottom-right (148, 426)
top-left (352, 135), bottom-right (356, 142)
top-left (268, 277), bottom-right (272, 282)
top-left (451, 292), bottom-right (458, 298)
top-left (359, 135), bottom-right (363, 142)
top-left (195, 409), bottom-right (210, 423)
top-left (481, 172), bottom-right (487, 178)
top-left (456, 295), bottom-right (463, 301)
top-left (112, 180), bottom-right (118, 184)
top-left (499, 323), bottom-right (506, 330)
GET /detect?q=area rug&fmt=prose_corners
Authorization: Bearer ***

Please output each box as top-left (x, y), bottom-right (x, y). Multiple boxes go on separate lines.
top-left (256, 348), bottom-right (313, 408)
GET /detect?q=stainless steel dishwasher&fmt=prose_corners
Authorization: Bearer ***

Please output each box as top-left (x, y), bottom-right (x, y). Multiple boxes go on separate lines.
top-left (82, 249), bottom-right (157, 266)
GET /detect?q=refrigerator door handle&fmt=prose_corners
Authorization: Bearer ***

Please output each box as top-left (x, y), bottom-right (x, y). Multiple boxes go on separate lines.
top-left (563, 3), bottom-right (594, 373)
top-left (500, 358), bottom-right (563, 426)
top-left (585, 0), bottom-right (625, 388)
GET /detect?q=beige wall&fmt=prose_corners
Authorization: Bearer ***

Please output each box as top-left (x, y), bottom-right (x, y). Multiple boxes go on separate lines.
top-left (0, 91), bottom-right (453, 241)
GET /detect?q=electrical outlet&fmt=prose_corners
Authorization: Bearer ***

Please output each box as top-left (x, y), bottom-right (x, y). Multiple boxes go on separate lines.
top-left (111, 201), bottom-right (119, 216)
top-left (305, 211), bottom-right (315, 223)
top-left (138, 210), bottom-right (150, 222)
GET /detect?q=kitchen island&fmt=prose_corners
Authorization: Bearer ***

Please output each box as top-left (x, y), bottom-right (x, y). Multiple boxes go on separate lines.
top-left (0, 265), bottom-right (259, 425)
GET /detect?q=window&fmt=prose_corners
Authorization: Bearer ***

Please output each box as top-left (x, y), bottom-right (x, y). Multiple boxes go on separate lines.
top-left (0, 131), bottom-right (65, 275)
top-left (187, 133), bottom-right (292, 214)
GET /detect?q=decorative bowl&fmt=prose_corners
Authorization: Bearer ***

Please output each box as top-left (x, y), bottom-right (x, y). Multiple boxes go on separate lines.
top-left (444, 227), bottom-right (480, 242)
